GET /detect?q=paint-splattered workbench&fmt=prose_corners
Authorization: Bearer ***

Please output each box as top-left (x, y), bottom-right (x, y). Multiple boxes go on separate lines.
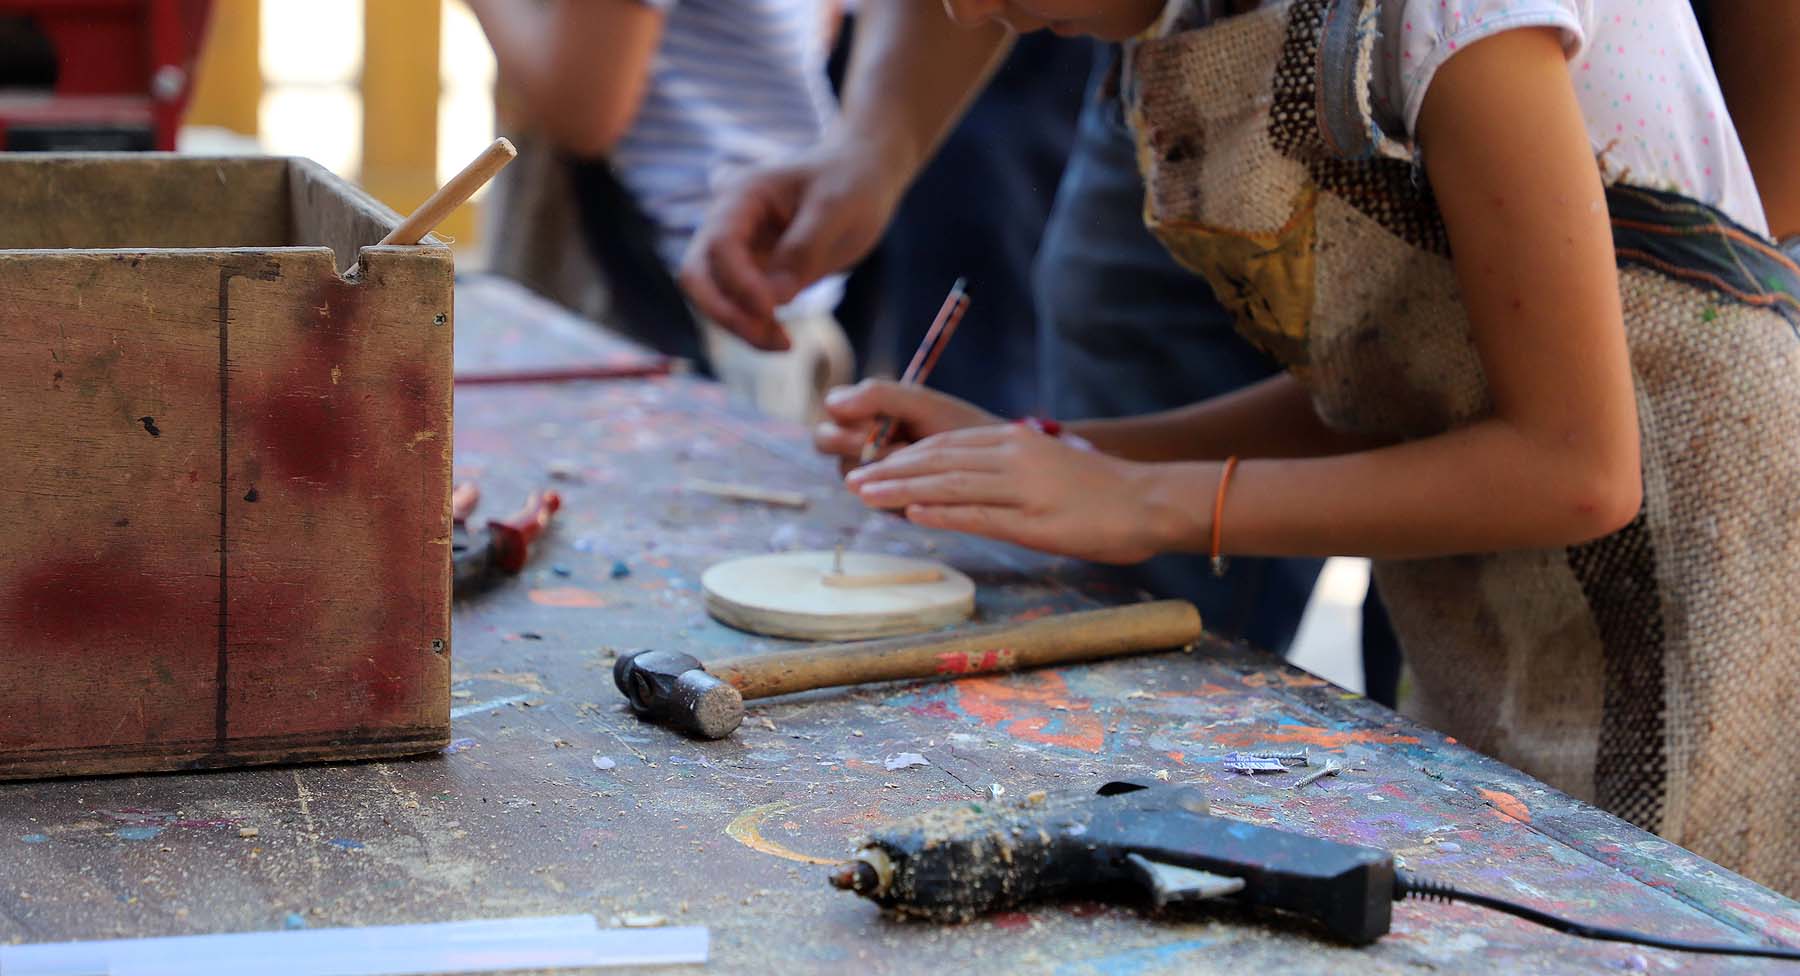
top-left (2, 275), bottom-right (1795, 974)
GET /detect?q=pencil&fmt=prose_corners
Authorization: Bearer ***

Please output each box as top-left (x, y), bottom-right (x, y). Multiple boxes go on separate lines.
top-left (860, 278), bottom-right (971, 465)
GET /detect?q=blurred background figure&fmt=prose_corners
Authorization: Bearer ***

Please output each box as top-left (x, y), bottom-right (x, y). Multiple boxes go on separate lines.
top-left (465, 0), bottom-right (851, 423)
top-left (1692, 1), bottom-right (1800, 247)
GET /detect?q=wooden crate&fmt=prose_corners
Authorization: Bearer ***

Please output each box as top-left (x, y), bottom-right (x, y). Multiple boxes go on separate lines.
top-left (0, 154), bottom-right (453, 779)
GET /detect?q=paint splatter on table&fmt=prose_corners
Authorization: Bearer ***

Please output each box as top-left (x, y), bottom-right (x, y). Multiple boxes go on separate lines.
top-left (0, 275), bottom-right (1793, 974)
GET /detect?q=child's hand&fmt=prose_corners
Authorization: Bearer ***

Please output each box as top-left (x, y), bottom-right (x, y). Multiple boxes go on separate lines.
top-left (844, 424), bottom-right (1168, 565)
top-left (813, 380), bottom-right (998, 473)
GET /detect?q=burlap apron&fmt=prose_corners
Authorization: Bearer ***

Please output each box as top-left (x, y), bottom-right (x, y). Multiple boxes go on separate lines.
top-left (1126, 0), bottom-right (1800, 894)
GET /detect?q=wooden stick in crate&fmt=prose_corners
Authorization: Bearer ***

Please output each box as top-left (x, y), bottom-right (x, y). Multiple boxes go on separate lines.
top-left (345, 137), bottom-right (518, 275)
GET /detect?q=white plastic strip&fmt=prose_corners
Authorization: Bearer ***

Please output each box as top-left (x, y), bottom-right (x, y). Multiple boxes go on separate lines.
top-left (0, 915), bottom-right (709, 976)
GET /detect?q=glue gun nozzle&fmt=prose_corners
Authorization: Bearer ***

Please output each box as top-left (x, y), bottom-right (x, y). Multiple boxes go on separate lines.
top-left (830, 861), bottom-right (880, 894)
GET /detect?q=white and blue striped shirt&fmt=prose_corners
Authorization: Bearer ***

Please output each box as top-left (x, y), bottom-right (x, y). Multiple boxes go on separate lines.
top-left (616, 0), bottom-right (843, 314)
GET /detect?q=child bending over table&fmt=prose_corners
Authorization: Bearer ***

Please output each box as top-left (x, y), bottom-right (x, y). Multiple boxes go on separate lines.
top-left (815, 0), bottom-right (1800, 895)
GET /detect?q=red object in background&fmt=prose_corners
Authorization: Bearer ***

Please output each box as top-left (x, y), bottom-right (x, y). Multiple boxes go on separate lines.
top-left (0, 0), bottom-right (212, 151)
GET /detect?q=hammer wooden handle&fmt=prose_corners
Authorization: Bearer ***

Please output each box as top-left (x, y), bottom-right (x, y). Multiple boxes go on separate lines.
top-left (710, 600), bottom-right (1202, 701)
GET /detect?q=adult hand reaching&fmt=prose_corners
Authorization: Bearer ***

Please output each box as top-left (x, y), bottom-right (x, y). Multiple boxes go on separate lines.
top-left (679, 139), bottom-right (908, 351)
top-left (679, 4), bottom-right (1013, 349)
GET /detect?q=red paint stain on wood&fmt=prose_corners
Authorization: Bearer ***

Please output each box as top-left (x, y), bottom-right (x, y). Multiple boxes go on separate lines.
top-left (1478, 787), bottom-right (1532, 824)
top-left (226, 577), bottom-right (320, 647)
top-left (301, 277), bottom-right (364, 364)
top-left (190, 272), bottom-right (451, 735)
top-left (251, 388), bottom-right (364, 487)
top-left (353, 655), bottom-right (409, 716)
top-left (5, 555), bottom-right (201, 645)
top-left (246, 277), bottom-right (379, 490)
top-left (1208, 724), bottom-right (1421, 750)
top-left (934, 648), bottom-right (1017, 675)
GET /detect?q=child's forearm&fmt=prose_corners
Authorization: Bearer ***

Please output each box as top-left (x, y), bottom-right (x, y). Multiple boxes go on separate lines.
top-left (1068, 373), bottom-right (1386, 462)
top-left (1143, 28), bottom-right (1643, 560)
top-left (836, 3), bottom-right (1012, 185)
top-left (1140, 416), bottom-right (1639, 560)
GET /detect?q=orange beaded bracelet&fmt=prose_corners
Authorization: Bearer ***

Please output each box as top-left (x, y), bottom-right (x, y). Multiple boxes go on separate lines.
top-left (1210, 456), bottom-right (1240, 577)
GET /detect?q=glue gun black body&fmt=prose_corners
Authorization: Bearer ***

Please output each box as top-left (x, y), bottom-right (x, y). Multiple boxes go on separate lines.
top-left (830, 782), bottom-right (1395, 945)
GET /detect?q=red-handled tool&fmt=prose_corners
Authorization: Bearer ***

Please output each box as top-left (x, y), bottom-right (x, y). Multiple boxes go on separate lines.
top-left (488, 490), bottom-right (562, 573)
top-left (451, 482), bottom-right (562, 598)
top-left (452, 482), bottom-right (482, 523)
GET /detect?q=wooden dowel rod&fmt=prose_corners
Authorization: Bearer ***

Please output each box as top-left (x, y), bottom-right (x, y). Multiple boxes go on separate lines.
top-left (711, 600), bottom-right (1203, 700)
top-left (820, 569), bottom-right (945, 589)
top-left (377, 137), bottom-right (517, 247)
top-left (684, 479), bottom-right (809, 509)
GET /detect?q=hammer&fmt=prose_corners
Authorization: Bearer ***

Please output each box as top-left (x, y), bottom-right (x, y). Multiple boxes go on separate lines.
top-left (613, 600), bottom-right (1202, 739)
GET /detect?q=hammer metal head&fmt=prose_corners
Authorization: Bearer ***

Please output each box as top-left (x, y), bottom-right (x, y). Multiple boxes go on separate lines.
top-left (614, 649), bottom-right (746, 740)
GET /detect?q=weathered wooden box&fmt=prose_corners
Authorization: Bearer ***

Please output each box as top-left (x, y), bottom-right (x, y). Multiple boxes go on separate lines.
top-left (0, 155), bottom-right (453, 779)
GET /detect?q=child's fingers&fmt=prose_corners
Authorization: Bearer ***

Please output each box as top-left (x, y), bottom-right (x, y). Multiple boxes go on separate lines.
top-left (822, 379), bottom-right (994, 438)
top-left (915, 424), bottom-right (1028, 450)
top-left (823, 379), bottom-right (914, 422)
top-left (904, 503), bottom-right (1028, 545)
top-left (852, 471), bottom-right (1017, 510)
top-left (812, 420), bottom-right (869, 459)
top-left (845, 446), bottom-right (1005, 486)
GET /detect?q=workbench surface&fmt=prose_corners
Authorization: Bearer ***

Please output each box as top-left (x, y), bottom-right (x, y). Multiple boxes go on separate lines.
top-left (3, 275), bottom-right (1795, 974)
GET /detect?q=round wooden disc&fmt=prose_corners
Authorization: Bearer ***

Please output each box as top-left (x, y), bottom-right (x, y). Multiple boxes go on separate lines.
top-left (702, 550), bottom-right (975, 640)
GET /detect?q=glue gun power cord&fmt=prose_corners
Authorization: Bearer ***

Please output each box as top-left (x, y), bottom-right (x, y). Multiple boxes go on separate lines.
top-left (1395, 871), bottom-right (1800, 961)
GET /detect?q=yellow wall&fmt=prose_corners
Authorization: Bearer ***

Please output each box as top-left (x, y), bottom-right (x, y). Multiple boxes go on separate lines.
top-left (185, 0), bottom-right (260, 136)
top-left (184, 0), bottom-right (482, 248)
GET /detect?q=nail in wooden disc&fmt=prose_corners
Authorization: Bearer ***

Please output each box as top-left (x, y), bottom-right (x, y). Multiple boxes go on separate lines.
top-left (702, 550), bottom-right (975, 640)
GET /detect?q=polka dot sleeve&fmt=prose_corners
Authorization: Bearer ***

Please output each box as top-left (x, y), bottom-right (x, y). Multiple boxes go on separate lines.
top-left (1372, 0), bottom-right (1767, 234)
top-left (1379, 0), bottom-right (1588, 138)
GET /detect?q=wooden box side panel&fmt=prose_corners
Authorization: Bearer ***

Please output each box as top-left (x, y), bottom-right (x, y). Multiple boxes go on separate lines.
top-left (0, 155), bottom-right (292, 250)
top-left (0, 248), bottom-right (454, 778)
top-left (221, 248), bottom-right (454, 746)
top-left (0, 252), bottom-right (223, 755)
